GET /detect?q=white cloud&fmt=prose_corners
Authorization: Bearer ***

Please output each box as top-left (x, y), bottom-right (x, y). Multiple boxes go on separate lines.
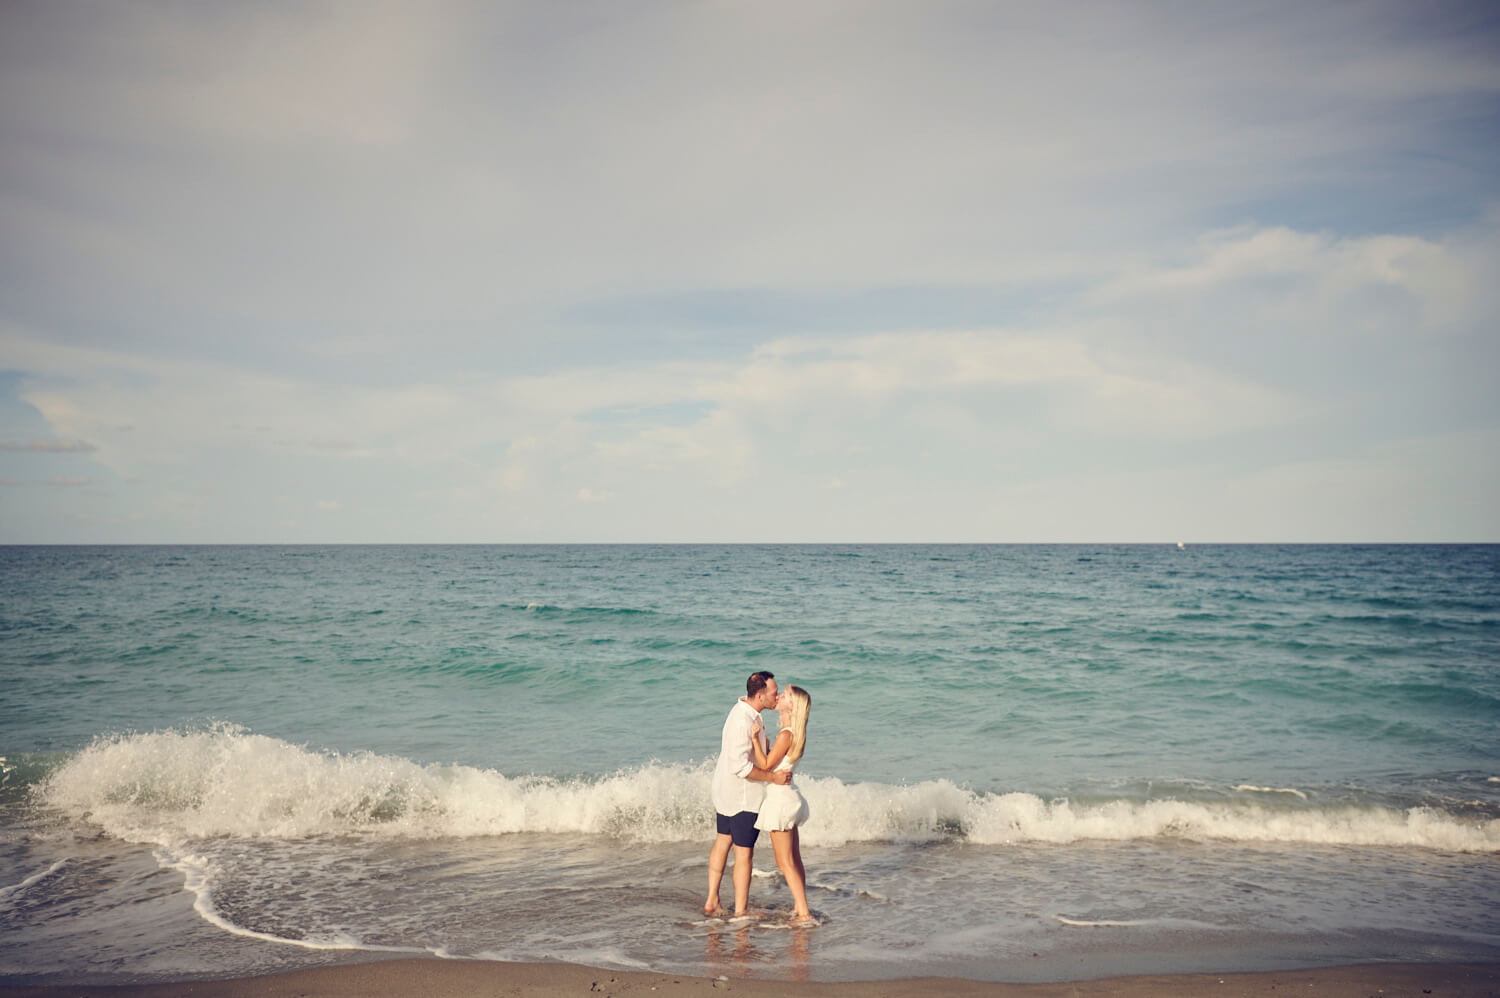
top-left (0, 439), bottom-right (96, 453)
top-left (3, 205), bottom-right (1494, 540)
top-left (1097, 225), bottom-right (1475, 315)
top-left (693, 326), bottom-right (1292, 446)
top-left (1, 4), bottom-right (1495, 541)
top-left (5, 0), bottom-right (1495, 351)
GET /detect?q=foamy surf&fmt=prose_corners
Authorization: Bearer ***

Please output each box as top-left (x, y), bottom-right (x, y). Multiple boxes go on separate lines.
top-left (155, 846), bottom-right (438, 955)
top-left (1231, 785), bottom-right (1310, 800)
top-left (1054, 915), bottom-right (1226, 931)
top-left (0, 859), bottom-right (67, 901)
top-left (35, 725), bottom-right (1500, 853)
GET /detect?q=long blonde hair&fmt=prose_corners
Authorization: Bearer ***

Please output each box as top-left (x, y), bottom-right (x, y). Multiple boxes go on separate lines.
top-left (781, 685), bottom-right (811, 764)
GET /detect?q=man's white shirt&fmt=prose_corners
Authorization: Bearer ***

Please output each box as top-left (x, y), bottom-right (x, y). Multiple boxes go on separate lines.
top-left (712, 698), bottom-right (765, 816)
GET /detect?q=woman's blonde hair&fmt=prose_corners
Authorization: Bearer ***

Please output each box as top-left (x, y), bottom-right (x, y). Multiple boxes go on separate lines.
top-left (781, 685), bottom-right (812, 764)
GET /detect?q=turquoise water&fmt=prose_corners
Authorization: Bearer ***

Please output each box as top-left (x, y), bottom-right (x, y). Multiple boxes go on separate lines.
top-left (2, 544), bottom-right (1498, 983)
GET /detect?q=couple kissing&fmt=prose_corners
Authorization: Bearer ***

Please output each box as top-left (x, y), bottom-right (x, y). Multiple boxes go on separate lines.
top-left (705, 670), bottom-right (814, 924)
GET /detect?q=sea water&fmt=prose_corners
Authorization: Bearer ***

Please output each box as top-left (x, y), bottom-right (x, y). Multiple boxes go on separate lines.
top-left (1, 544), bottom-right (1497, 984)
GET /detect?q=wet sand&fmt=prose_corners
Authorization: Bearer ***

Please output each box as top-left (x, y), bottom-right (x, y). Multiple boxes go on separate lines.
top-left (4, 960), bottom-right (1499, 998)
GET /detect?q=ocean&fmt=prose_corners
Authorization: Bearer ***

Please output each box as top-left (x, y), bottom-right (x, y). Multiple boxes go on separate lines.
top-left (2, 544), bottom-right (1497, 985)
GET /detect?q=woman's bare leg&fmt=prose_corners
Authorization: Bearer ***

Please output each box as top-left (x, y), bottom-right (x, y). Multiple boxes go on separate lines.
top-left (769, 829), bottom-right (811, 920)
top-left (791, 826), bottom-right (807, 887)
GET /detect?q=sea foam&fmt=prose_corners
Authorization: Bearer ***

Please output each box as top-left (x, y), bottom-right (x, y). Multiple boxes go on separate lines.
top-left (0, 859), bottom-right (67, 901)
top-left (37, 725), bottom-right (1500, 853)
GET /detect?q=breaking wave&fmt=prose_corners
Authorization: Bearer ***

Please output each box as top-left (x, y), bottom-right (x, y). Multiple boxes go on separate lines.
top-left (35, 725), bottom-right (1500, 853)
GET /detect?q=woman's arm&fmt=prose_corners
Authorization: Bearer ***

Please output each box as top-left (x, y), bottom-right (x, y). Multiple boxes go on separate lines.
top-left (751, 728), bottom-right (792, 771)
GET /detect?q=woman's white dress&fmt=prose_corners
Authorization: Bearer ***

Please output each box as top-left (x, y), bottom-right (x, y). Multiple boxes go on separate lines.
top-left (755, 756), bottom-right (809, 832)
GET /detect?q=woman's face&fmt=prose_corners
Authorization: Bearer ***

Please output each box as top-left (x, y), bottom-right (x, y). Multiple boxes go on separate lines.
top-left (776, 691), bottom-right (794, 721)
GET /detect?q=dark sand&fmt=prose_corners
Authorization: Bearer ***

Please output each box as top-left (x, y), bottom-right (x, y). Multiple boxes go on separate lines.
top-left (5, 960), bottom-right (1499, 998)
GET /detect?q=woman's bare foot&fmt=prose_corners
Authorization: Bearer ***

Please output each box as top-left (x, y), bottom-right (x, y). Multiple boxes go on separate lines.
top-left (790, 911), bottom-right (817, 925)
top-left (704, 897), bottom-right (725, 917)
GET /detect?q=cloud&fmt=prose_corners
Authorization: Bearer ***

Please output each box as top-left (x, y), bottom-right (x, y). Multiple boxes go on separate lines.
top-left (0, 4), bottom-right (1495, 541)
top-left (0, 439), bottom-right (97, 453)
top-left (697, 326), bottom-right (1293, 446)
top-left (3, 1), bottom-right (1496, 375)
top-left (1096, 225), bottom-right (1476, 321)
top-left (274, 438), bottom-right (370, 456)
top-left (3, 207), bottom-right (1496, 541)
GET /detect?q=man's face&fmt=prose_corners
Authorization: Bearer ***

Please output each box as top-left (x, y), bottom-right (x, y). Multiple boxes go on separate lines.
top-left (758, 679), bottom-right (779, 710)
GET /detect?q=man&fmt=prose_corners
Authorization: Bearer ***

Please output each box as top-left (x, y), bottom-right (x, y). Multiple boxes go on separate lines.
top-left (705, 670), bottom-right (790, 917)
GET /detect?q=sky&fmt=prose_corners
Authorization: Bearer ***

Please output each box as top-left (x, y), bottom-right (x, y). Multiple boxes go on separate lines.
top-left (1, 1), bottom-right (1498, 543)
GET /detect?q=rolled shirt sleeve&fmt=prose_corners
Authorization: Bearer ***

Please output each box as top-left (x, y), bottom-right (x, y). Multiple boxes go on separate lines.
top-left (728, 708), bottom-right (754, 778)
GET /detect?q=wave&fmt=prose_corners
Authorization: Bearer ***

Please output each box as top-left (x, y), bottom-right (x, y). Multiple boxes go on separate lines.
top-left (34, 726), bottom-right (1500, 853)
top-left (521, 603), bottom-right (659, 619)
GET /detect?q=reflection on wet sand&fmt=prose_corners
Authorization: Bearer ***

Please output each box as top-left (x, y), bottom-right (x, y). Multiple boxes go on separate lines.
top-left (703, 909), bottom-right (815, 981)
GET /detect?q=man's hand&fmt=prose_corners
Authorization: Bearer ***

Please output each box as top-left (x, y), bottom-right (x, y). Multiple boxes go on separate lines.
top-left (772, 769), bottom-right (791, 785)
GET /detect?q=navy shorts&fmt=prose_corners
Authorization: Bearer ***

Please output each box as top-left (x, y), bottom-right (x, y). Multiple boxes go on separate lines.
top-left (716, 810), bottom-right (761, 848)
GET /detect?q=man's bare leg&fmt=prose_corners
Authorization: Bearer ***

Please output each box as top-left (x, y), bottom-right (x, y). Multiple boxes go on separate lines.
top-left (705, 832), bottom-right (732, 915)
top-left (731, 844), bottom-right (754, 915)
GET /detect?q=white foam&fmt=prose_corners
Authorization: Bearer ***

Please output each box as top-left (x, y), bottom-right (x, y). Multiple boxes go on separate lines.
top-left (958, 791), bottom-right (1500, 851)
top-left (534, 947), bottom-right (653, 969)
top-left (1232, 785), bottom-right (1309, 800)
top-left (154, 846), bottom-right (435, 955)
top-left (0, 859), bottom-right (67, 901)
top-left (1054, 914), bottom-right (1225, 931)
top-left (1055, 915), bottom-right (1153, 928)
top-left (40, 724), bottom-right (720, 845)
top-left (38, 725), bottom-right (1500, 853)
top-left (807, 879), bottom-right (886, 901)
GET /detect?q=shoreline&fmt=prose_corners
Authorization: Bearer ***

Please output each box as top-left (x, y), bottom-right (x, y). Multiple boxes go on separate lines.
top-left (4, 959), bottom-right (1500, 998)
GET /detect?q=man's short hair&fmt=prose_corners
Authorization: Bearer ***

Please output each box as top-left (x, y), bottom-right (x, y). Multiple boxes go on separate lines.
top-left (746, 671), bottom-right (775, 697)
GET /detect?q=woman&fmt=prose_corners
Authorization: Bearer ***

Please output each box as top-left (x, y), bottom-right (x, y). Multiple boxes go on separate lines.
top-left (749, 684), bottom-right (814, 924)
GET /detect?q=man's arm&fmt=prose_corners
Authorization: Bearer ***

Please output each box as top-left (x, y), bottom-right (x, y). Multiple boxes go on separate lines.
top-left (728, 709), bottom-right (791, 785)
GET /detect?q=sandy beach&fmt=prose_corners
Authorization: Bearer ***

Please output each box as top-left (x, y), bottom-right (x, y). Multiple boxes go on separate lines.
top-left (5, 960), bottom-right (1500, 998)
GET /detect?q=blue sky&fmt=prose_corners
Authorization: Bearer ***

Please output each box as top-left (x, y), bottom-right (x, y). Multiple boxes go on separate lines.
top-left (2, 1), bottom-right (1497, 542)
